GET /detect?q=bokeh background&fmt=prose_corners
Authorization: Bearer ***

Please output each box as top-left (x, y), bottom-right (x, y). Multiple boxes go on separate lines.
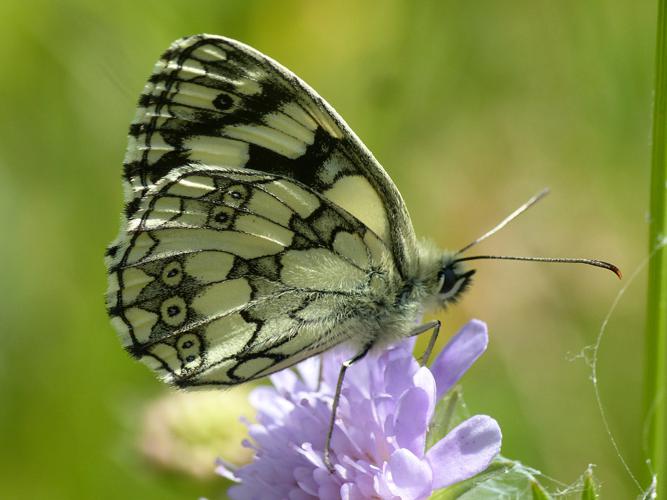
top-left (0, 0), bottom-right (654, 498)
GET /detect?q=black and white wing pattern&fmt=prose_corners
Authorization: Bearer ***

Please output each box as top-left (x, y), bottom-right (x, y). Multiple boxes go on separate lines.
top-left (106, 167), bottom-right (397, 386)
top-left (106, 34), bottom-right (421, 387)
top-left (121, 34), bottom-right (418, 278)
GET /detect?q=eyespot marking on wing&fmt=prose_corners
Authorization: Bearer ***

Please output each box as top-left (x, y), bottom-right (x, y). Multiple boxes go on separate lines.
top-left (161, 260), bottom-right (184, 286)
top-left (160, 296), bottom-right (188, 326)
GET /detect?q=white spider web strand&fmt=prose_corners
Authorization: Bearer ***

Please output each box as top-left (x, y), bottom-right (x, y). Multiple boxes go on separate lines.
top-left (589, 240), bottom-right (666, 497)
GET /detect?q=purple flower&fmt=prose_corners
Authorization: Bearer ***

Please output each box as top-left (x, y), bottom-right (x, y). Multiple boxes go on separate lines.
top-left (217, 320), bottom-right (501, 500)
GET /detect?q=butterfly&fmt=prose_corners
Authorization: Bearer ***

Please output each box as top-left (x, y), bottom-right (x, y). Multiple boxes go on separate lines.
top-left (105, 34), bottom-right (619, 469)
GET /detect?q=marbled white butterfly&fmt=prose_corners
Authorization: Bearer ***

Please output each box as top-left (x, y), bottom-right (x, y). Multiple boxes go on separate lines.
top-left (105, 34), bottom-right (619, 469)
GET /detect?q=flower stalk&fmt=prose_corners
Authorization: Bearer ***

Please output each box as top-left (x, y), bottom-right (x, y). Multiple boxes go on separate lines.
top-left (646, 0), bottom-right (667, 495)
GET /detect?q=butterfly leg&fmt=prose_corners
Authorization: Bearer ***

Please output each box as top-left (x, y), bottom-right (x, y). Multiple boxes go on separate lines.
top-left (409, 320), bottom-right (441, 366)
top-left (323, 342), bottom-right (374, 473)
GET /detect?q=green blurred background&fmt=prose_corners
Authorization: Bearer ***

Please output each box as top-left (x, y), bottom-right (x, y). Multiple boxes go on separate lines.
top-left (0, 0), bottom-right (654, 498)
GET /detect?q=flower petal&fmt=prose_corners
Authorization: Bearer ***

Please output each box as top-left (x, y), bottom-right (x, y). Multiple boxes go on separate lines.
top-left (249, 386), bottom-right (293, 423)
top-left (340, 482), bottom-right (368, 500)
top-left (295, 356), bottom-right (322, 391)
top-left (270, 368), bottom-right (299, 394)
top-left (214, 458), bottom-right (239, 482)
top-left (430, 319), bottom-right (488, 400)
top-left (385, 448), bottom-right (433, 500)
top-left (412, 366), bottom-right (436, 421)
top-left (293, 466), bottom-right (319, 496)
top-left (384, 355), bottom-right (420, 398)
top-left (289, 489), bottom-right (314, 500)
top-left (393, 387), bottom-right (431, 455)
top-left (426, 414), bottom-right (501, 489)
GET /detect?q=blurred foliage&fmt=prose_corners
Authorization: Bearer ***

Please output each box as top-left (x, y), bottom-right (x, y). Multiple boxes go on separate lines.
top-left (0, 0), bottom-right (653, 498)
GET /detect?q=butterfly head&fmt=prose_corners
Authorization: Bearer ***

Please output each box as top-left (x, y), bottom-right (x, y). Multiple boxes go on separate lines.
top-left (436, 257), bottom-right (476, 307)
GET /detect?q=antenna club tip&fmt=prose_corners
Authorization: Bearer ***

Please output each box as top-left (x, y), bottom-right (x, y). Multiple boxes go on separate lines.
top-left (594, 259), bottom-right (621, 279)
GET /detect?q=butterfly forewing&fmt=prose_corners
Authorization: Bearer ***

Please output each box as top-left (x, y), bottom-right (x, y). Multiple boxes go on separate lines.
top-left (122, 34), bottom-right (417, 278)
top-left (107, 168), bottom-right (397, 386)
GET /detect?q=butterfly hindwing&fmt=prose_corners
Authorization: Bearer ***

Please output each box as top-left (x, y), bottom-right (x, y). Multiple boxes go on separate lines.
top-left (122, 34), bottom-right (417, 278)
top-left (106, 168), bottom-right (397, 386)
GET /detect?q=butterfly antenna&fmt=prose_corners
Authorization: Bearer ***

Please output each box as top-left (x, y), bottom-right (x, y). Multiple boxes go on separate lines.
top-left (457, 188), bottom-right (551, 254)
top-left (454, 254), bottom-right (622, 279)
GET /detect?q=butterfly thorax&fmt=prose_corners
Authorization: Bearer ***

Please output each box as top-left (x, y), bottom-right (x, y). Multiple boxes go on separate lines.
top-left (364, 242), bottom-right (473, 348)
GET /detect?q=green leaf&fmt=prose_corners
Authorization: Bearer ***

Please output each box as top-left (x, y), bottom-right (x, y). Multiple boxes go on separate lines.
top-left (426, 386), bottom-right (469, 449)
top-left (531, 480), bottom-right (552, 500)
top-left (581, 466), bottom-right (598, 500)
top-left (430, 457), bottom-right (553, 500)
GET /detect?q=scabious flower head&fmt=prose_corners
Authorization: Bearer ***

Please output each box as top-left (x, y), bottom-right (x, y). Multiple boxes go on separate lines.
top-left (218, 320), bottom-right (501, 499)
top-left (140, 389), bottom-right (254, 478)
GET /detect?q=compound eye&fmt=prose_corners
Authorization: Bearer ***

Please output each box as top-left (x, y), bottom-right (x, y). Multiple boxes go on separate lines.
top-left (439, 267), bottom-right (458, 295)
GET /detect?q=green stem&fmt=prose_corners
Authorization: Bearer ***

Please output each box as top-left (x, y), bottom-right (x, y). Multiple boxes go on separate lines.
top-left (646, 0), bottom-right (667, 495)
